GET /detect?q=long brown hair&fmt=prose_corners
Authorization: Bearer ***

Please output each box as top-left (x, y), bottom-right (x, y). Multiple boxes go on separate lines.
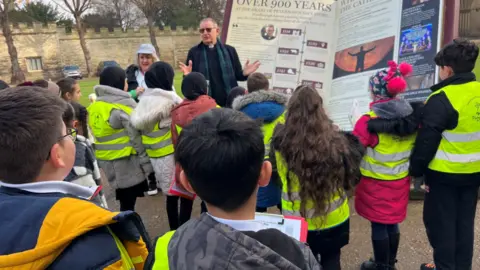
top-left (272, 85), bottom-right (354, 220)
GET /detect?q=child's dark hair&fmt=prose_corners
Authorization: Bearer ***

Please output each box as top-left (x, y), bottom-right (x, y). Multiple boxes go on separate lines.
top-left (32, 79), bottom-right (49, 88)
top-left (175, 108), bottom-right (265, 212)
top-left (71, 102), bottom-right (89, 136)
top-left (434, 38), bottom-right (479, 74)
top-left (63, 102), bottom-right (75, 127)
top-left (57, 78), bottom-right (77, 99)
top-left (247, 73), bottom-right (269, 92)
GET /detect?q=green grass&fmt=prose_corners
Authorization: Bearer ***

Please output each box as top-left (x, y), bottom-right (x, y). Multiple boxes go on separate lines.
top-left (78, 72), bottom-right (184, 107)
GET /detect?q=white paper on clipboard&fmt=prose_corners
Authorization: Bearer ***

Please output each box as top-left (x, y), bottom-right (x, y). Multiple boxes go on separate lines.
top-left (254, 213), bottom-right (307, 242)
top-left (349, 99), bottom-right (363, 127)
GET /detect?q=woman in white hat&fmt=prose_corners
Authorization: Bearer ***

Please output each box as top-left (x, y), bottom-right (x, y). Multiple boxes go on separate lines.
top-left (126, 44), bottom-right (159, 101)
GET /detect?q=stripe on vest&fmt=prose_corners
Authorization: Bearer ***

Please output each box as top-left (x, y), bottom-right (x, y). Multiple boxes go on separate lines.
top-left (95, 131), bottom-right (128, 143)
top-left (144, 140), bottom-right (172, 150)
top-left (360, 160), bottom-right (409, 175)
top-left (95, 143), bottom-right (132, 151)
top-left (365, 148), bottom-right (411, 162)
top-left (282, 193), bottom-right (346, 218)
top-left (435, 150), bottom-right (480, 163)
top-left (442, 131), bottom-right (480, 143)
top-left (145, 128), bottom-right (170, 138)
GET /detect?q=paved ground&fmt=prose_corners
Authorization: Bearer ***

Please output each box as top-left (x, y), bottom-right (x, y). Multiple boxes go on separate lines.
top-left (103, 183), bottom-right (480, 269)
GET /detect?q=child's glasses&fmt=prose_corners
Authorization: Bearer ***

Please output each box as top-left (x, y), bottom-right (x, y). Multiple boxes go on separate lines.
top-left (46, 128), bottom-right (77, 160)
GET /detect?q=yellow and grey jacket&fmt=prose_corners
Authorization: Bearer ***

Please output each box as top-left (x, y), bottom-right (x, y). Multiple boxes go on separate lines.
top-left (88, 85), bottom-right (153, 190)
top-left (0, 181), bottom-right (151, 269)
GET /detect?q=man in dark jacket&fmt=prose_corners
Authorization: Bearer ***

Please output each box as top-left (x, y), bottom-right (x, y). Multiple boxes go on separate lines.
top-left (179, 18), bottom-right (260, 107)
top-left (410, 39), bottom-right (480, 270)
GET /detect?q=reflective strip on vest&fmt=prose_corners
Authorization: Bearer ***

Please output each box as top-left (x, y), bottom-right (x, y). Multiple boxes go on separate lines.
top-left (145, 128), bottom-right (170, 138)
top-left (152, 231), bottom-right (175, 270)
top-left (442, 131), bottom-right (480, 142)
top-left (282, 193), bottom-right (347, 219)
top-left (95, 130), bottom-right (129, 143)
top-left (106, 226), bottom-right (136, 269)
top-left (427, 82), bottom-right (480, 174)
top-left (145, 140), bottom-right (173, 150)
top-left (365, 148), bottom-right (411, 163)
top-left (434, 150), bottom-right (480, 163)
top-left (360, 160), bottom-right (410, 176)
top-left (95, 143), bottom-right (132, 151)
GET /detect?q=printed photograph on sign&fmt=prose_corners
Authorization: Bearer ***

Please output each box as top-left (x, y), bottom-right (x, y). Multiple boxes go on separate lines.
top-left (412, 0), bottom-right (430, 5)
top-left (399, 24), bottom-right (433, 56)
top-left (405, 73), bottom-right (435, 91)
top-left (333, 36), bottom-right (395, 79)
top-left (261, 24), bottom-right (277, 41)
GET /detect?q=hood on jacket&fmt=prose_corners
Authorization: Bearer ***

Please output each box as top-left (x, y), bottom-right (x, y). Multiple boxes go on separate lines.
top-left (232, 90), bottom-right (288, 123)
top-left (0, 185), bottom-right (150, 269)
top-left (163, 214), bottom-right (319, 269)
top-left (367, 99), bottom-right (423, 137)
top-left (130, 89), bottom-right (175, 131)
top-left (171, 95), bottom-right (218, 128)
top-left (94, 84), bottom-right (137, 109)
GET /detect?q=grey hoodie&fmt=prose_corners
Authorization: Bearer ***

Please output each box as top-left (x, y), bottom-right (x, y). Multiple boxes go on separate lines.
top-left (93, 85), bottom-right (153, 189)
top-left (130, 89), bottom-right (176, 193)
top-left (146, 214), bottom-right (321, 269)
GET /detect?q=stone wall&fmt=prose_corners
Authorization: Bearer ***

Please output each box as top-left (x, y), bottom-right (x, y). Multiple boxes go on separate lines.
top-left (0, 23), bottom-right (199, 82)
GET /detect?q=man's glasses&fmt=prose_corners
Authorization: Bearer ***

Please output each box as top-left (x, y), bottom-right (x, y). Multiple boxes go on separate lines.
top-left (46, 128), bottom-right (77, 160)
top-left (199, 28), bottom-right (214, 34)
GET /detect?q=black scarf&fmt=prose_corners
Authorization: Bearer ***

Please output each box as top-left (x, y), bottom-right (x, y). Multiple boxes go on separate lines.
top-left (144, 62), bottom-right (175, 90)
top-left (182, 72), bottom-right (208, 100)
top-left (99, 66), bottom-right (126, 90)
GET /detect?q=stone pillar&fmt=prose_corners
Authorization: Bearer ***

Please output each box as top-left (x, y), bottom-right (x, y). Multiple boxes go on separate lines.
top-left (471, 0), bottom-right (480, 36)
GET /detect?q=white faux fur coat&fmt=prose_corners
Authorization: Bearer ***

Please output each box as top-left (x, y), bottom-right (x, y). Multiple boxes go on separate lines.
top-left (131, 89), bottom-right (176, 194)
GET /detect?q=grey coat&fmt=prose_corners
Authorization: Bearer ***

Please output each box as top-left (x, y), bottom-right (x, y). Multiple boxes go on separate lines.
top-left (146, 214), bottom-right (321, 269)
top-left (130, 89), bottom-right (176, 194)
top-left (93, 85), bottom-right (153, 190)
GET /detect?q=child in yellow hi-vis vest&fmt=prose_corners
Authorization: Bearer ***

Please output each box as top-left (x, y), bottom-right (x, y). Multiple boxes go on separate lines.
top-left (88, 66), bottom-right (155, 211)
top-left (353, 61), bottom-right (420, 270)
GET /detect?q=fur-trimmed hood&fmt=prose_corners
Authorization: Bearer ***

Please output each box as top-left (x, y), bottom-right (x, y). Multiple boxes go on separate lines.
top-left (94, 85), bottom-right (137, 108)
top-left (232, 90), bottom-right (288, 123)
top-left (130, 88), bottom-right (175, 131)
top-left (232, 90), bottom-right (288, 111)
top-left (368, 99), bottom-right (423, 137)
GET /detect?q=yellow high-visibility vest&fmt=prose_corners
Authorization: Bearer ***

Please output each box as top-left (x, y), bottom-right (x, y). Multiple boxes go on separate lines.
top-left (262, 113), bottom-right (286, 159)
top-left (152, 231), bottom-right (175, 270)
top-left (275, 152), bottom-right (349, 230)
top-left (88, 101), bottom-right (136, 161)
top-left (360, 111), bottom-right (416, 180)
top-left (427, 81), bottom-right (480, 173)
top-left (141, 125), bottom-right (175, 158)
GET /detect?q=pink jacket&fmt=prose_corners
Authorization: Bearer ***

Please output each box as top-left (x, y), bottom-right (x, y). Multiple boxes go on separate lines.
top-left (353, 99), bottom-right (417, 224)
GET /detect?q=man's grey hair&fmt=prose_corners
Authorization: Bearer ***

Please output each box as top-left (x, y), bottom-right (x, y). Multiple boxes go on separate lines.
top-left (200, 18), bottom-right (218, 28)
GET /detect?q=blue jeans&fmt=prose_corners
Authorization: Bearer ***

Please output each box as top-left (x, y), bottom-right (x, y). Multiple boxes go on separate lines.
top-left (371, 222), bottom-right (399, 240)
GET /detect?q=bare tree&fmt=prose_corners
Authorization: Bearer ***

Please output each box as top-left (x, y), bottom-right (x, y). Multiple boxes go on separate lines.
top-left (0, 0), bottom-right (25, 84)
top-left (60, 0), bottom-right (94, 77)
top-left (94, 0), bottom-right (145, 30)
top-left (130, 0), bottom-right (167, 57)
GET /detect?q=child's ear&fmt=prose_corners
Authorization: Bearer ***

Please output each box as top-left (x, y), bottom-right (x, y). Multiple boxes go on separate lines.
top-left (258, 161), bottom-right (272, 187)
top-left (72, 120), bottom-right (79, 129)
top-left (179, 169), bottom-right (195, 194)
